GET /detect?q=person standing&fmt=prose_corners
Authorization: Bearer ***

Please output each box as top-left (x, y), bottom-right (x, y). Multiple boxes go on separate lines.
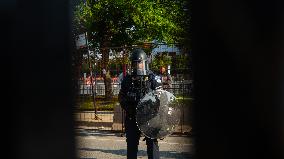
top-left (160, 66), bottom-right (173, 91)
top-left (118, 48), bottom-right (162, 159)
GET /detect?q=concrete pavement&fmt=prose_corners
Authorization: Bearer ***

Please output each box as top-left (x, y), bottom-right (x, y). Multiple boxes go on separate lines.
top-left (75, 128), bottom-right (194, 159)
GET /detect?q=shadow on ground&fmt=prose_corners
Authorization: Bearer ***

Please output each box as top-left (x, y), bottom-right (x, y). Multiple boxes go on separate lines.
top-left (76, 128), bottom-right (193, 138)
top-left (78, 148), bottom-right (193, 159)
top-left (75, 129), bottom-right (123, 137)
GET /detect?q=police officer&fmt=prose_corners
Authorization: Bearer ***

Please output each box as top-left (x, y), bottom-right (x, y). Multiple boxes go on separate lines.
top-left (118, 48), bottom-right (162, 159)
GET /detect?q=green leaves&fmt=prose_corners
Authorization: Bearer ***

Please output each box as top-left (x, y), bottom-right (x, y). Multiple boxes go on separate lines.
top-left (74, 0), bottom-right (189, 46)
top-left (151, 53), bottom-right (172, 71)
top-left (73, 0), bottom-right (190, 74)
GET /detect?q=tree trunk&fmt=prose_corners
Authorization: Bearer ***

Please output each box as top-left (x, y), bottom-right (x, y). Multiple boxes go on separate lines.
top-left (72, 49), bottom-right (84, 108)
top-left (122, 50), bottom-right (126, 77)
top-left (101, 36), bottom-right (112, 100)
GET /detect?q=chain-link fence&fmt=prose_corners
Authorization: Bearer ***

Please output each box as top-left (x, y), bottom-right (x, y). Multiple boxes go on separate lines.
top-left (74, 44), bottom-right (193, 134)
top-left (74, 79), bottom-right (193, 134)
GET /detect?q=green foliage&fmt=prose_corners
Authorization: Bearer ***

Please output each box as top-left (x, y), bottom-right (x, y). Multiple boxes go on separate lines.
top-left (79, 98), bottom-right (117, 111)
top-left (108, 49), bottom-right (131, 65)
top-left (150, 53), bottom-right (172, 70)
top-left (81, 61), bottom-right (89, 73)
top-left (73, 0), bottom-right (190, 94)
top-left (74, 0), bottom-right (189, 47)
top-left (79, 96), bottom-right (192, 111)
top-left (172, 54), bottom-right (190, 69)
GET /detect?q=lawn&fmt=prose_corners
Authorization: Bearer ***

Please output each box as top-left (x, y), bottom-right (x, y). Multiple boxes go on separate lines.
top-left (77, 96), bottom-right (193, 111)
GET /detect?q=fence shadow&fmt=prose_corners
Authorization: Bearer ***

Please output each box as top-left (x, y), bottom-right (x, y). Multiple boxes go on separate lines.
top-left (78, 148), bottom-right (193, 159)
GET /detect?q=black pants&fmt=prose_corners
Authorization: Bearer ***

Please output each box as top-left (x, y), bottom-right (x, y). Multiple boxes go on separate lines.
top-left (125, 117), bottom-right (160, 159)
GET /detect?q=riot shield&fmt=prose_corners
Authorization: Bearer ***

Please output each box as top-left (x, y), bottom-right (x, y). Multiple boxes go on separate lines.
top-left (136, 89), bottom-right (181, 139)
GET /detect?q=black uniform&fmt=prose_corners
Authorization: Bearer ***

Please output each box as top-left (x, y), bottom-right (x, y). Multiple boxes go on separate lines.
top-left (118, 70), bottom-right (162, 159)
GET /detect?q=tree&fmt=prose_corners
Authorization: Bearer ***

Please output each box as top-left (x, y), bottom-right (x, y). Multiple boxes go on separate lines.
top-left (150, 53), bottom-right (172, 72)
top-left (74, 0), bottom-right (189, 99)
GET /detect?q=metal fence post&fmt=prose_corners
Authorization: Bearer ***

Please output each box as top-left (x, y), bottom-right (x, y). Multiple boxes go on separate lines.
top-left (74, 45), bottom-right (192, 134)
top-left (84, 112), bottom-right (85, 121)
top-left (121, 110), bottom-right (125, 135)
top-left (181, 79), bottom-right (185, 134)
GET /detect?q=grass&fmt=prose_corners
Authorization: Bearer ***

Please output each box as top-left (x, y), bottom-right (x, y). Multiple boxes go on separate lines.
top-left (77, 96), bottom-right (193, 111)
top-left (79, 101), bottom-right (116, 111)
top-left (78, 96), bottom-right (118, 111)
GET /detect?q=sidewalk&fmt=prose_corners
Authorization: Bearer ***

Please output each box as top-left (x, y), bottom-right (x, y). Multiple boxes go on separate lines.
top-left (75, 128), bottom-right (194, 159)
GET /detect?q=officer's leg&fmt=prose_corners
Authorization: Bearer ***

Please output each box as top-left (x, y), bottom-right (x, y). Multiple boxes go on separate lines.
top-left (146, 137), bottom-right (160, 159)
top-left (125, 118), bottom-right (141, 159)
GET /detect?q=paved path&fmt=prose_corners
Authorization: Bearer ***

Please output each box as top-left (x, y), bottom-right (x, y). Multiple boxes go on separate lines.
top-left (75, 111), bottom-right (114, 122)
top-left (75, 128), bottom-right (194, 159)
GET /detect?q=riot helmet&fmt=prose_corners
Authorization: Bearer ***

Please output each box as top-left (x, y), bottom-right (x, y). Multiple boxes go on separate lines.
top-left (130, 48), bottom-right (148, 76)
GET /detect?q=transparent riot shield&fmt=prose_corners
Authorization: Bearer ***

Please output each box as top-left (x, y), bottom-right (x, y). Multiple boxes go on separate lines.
top-left (136, 89), bottom-right (181, 139)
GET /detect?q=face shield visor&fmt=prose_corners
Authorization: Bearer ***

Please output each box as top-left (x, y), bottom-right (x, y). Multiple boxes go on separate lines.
top-left (131, 60), bottom-right (147, 76)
